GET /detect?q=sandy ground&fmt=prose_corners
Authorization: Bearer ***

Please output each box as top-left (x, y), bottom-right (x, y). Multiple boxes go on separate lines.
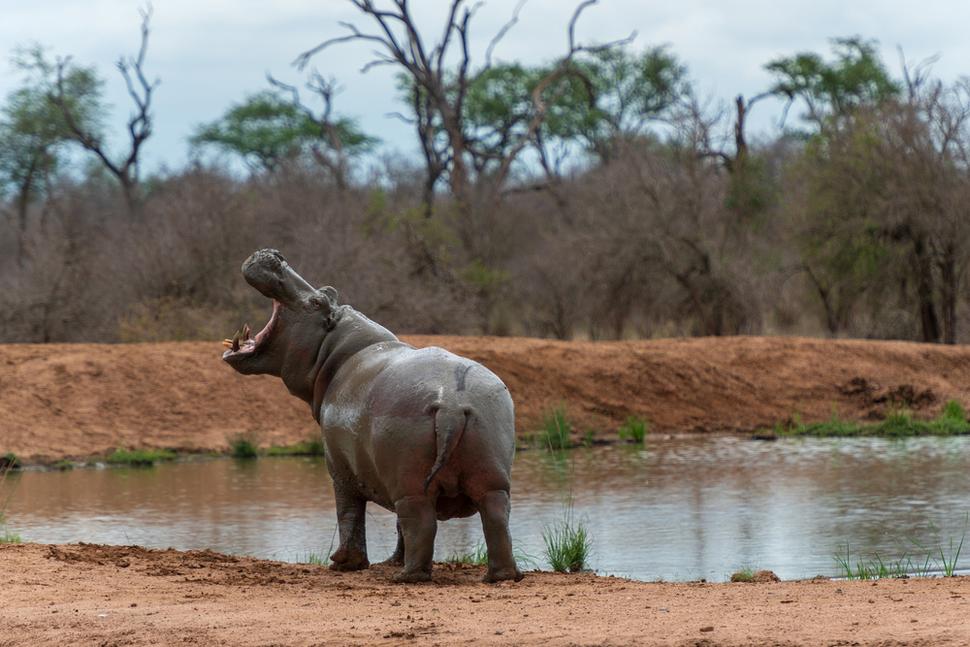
top-left (2, 336), bottom-right (970, 462)
top-left (0, 543), bottom-right (967, 646)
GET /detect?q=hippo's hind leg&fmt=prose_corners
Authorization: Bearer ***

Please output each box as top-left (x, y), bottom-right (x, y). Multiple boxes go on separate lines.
top-left (377, 521), bottom-right (405, 566)
top-left (392, 495), bottom-right (437, 583)
top-left (329, 486), bottom-right (370, 571)
top-left (478, 490), bottom-right (524, 583)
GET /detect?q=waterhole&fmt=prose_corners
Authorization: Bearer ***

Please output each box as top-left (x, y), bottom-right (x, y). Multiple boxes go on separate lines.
top-left (4, 436), bottom-right (970, 581)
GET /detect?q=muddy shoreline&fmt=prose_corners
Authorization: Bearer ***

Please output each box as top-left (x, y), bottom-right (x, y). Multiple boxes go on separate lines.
top-left (1, 543), bottom-right (967, 646)
top-left (4, 336), bottom-right (970, 463)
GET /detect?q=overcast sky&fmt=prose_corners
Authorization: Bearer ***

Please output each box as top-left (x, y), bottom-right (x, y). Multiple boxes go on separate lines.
top-left (3, 0), bottom-right (970, 172)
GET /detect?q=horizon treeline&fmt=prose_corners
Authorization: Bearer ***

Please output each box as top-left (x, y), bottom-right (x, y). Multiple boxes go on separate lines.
top-left (3, 2), bottom-right (970, 344)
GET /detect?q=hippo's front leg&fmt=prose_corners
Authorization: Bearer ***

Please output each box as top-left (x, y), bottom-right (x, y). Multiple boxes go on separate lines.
top-left (329, 485), bottom-right (369, 571)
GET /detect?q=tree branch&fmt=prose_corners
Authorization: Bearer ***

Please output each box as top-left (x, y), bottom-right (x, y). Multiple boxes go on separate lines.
top-left (484, 0), bottom-right (526, 69)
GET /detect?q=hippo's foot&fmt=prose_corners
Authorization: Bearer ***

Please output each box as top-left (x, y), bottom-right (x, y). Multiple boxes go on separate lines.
top-left (329, 547), bottom-right (369, 572)
top-left (391, 569), bottom-right (432, 583)
top-left (376, 555), bottom-right (404, 567)
top-left (483, 567), bottom-right (524, 583)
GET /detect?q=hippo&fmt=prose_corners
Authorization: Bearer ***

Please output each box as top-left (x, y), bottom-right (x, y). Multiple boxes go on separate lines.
top-left (221, 249), bottom-right (523, 583)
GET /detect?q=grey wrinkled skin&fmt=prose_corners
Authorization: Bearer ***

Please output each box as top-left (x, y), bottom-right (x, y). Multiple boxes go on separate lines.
top-left (223, 249), bottom-right (523, 584)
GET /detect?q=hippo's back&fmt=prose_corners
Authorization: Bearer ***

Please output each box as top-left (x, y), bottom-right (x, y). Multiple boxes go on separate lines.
top-left (368, 345), bottom-right (512, 420)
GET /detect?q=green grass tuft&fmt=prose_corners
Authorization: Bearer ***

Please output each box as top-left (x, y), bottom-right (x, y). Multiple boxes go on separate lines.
top-left (446, 543), bottom-right (490, 566)
top-left (942, 399), bottom-right (967, 421)
top-left (300, 552), bottom-right (328, 566)
top-left (542, 512), bottom-right (592, 573)
top-left (618, 416), bottom-right (649, 444)
top-left (835, 525), bottom-right (966, 580)
top-left (106, 448), bottom-right (177, 466)
top-left (0, 511), bottom-right (20, 544)
top-left (938, 528), bottom-right (966, 577)
top-left (52, 459), bottom-right (74, 471)
top-left (0, 453), bottom-right (20, 470)
top-left (229, 435), bottom-right (259, 459)
top-left (266, 437), bottom-right (326, 457)
top-left (730, 568), bottom-right (755, 582)
top-left (0, 530), bottom-right (21, 544)
top-left (769, 400), bottom-right (970, 438)
top-left (539, 406), bottom-right (572, 451)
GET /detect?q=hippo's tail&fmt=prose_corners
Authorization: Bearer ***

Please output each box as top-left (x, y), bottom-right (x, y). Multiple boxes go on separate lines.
top-left (424, 404), bottom-right (470, 493)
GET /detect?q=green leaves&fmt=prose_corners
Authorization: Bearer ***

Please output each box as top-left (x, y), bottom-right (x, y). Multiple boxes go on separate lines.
top-left (765, 37), bottom-right (899, 127)
top-left (449, 46), bottom-right (690, 166)
top-left (0, 48), bottom-right (104, 198)
top-left (190, 90), bottom-right (375, 172)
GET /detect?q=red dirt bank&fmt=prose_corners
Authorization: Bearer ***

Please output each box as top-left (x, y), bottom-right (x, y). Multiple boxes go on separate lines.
top-left (3, 336), bottom-right (970, 462)
top-left (1, 543), bottom-right (968, 646)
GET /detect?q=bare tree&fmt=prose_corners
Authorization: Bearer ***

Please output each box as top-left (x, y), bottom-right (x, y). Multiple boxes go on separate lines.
top-left (49, 6), bottom-right (158, 215)
top-left (295, 0), bottom-right (632, 220)
top-left (267, 72), bottom-right (365, 191)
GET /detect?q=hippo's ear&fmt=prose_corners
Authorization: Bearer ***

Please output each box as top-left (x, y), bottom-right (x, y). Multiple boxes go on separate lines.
top-left (307, 286), bottom-right (339, 312)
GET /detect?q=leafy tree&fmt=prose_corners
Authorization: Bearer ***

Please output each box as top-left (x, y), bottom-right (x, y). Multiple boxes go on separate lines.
top-left (767, 38), bottom-right (913, 338)
top-left (765, 36), bottom-right (900, 129)
top-left (462, 47), bottom-right (688, 169)
top-left (191, 88), bottom-right (375, 181)
top-left (0, 55), bottom-right (102, 264)
top-left (572, 46), bottom-right (688, 159)
top-left (15, 6), bottom-right (159, 216)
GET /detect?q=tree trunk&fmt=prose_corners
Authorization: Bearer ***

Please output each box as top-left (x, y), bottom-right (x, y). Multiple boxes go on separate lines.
top-left (940, 243), bottom-right (958, 344)
top-left (913, 235), bottom-right (941, 343)
top-left (15, 158), bottom-right (39, 268)
top-left (421, 175), bottom-right (436, 220)
top-left (120, 177), bottom-right (140, 218)
top-left (805, 266), bottom-right (841, 335)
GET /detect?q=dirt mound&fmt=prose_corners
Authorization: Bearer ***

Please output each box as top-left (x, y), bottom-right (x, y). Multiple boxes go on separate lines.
top-left (2, 542), bottom-right (968, 646)
top-left (3, 336), bottom-right (970, 462)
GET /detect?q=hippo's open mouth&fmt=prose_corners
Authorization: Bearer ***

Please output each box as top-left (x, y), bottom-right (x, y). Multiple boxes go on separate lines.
top-left (221, 300), bottom-right (281, 360)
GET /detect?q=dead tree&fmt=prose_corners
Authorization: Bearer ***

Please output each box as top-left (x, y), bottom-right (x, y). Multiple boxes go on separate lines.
top-left (295, 0), bottom-right (632, 220)
top-left (51, 6), bottom-right (158, 216)
top-left (268, 72), bottom-right (355, 191)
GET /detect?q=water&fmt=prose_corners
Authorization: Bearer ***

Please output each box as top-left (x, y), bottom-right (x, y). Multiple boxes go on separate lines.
top-left (4, 436), bottom-right (970, 582)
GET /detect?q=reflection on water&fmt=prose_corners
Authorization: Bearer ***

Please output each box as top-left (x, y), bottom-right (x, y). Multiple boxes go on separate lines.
top-left (5, 436), bottom-right (970, 581)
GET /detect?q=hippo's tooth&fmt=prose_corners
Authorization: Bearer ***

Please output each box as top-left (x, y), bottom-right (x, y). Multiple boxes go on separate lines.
top-left (243, 323), bottom-right (251, 340)
top-left (231, 331), bottom-right (240, 352)
top-left (222, 339), bottom-right (233, 349)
